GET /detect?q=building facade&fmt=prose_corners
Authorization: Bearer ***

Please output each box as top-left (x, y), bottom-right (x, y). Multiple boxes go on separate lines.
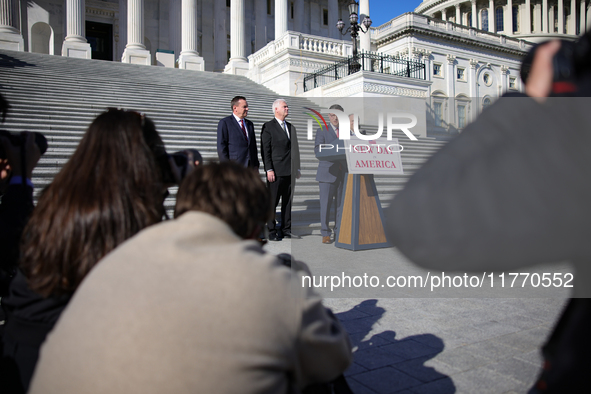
top-left (0, 0), bottom-right (353, 71)
top-left (1, 0), bottom-right (589, 131)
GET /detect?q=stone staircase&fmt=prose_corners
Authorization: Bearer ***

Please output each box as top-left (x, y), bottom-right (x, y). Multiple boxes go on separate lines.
top-left (0, 49), bottom-right (446, 234)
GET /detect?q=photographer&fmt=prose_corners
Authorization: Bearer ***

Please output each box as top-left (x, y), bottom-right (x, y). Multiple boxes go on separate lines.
top-left (1, 109), bottom-right (171, 393)
top-left (29, 162), bottom-right (352, 394)
top-left (0, 94), bottom-right (42, 297)
top-left (386, 35), bottom-right (591, 393)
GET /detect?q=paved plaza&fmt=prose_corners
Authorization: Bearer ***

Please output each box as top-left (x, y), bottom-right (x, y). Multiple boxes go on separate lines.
top-left (264, 237), bottom-right (570, 394)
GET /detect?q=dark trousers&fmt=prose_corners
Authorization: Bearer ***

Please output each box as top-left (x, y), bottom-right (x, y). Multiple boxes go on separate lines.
top-left (318, 175), bottom-right (344, 237)
top-left (267, 175), bottom-right (292, 234)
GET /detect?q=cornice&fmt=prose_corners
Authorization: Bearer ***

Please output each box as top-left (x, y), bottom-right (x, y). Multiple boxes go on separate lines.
top-left (375, 26), bottom-right (528, 57)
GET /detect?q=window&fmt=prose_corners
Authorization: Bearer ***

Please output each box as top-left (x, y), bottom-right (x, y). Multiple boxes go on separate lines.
top-left (457, 68), bottom-right (465, 81)
top-left (433, 63), bottom-right (442, 77)
top-left (291, 2), bottom-right (294, 19)
top-left (227, 0), bottom-right (230, 7)
top-left (509, 77), bottom-right (516, 89)
top-left (512, 6), bottom-right (519, 32)
top-left (483, 97), bottom-right (492, 110)
top-left (483, 73), bottom-right (491, 86)
top-left (434, 102), bottom-right (443, 127)
top-left (495, 7), bottom-right (504, 32)
top-left (467, 12), bottom-right (472, 27)
top-left (267, 0), bottom-right (271, 15)
top-left (481, 9), bottom-right (489, 31)
top-left (458, 105), bottom-right (466, 128)
top-left (323, 9), bottom-right (328, 26)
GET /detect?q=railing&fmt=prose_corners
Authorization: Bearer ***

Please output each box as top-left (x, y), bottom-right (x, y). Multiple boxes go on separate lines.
top-left (303, 51), bottom-right (426, 92)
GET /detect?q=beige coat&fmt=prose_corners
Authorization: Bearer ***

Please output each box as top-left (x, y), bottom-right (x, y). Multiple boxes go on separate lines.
top-left (29, 212), bottom-right (352, 393)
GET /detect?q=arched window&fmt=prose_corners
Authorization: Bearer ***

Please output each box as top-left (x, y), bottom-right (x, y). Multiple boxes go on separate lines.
top-left (495, 7), bottom-right (504, 32)
top-left (483, 97), bottom-right (492, 110)
top-left (481, 9), bottom-right (489, 31)
top-left (512, 5), bottom-right (519, 32)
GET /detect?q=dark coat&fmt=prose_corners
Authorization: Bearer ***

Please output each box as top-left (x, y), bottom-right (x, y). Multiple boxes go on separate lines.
top-left (216, 115), bottom-right (259, 168)
top-left (260, 118), bottom-right (300, 177)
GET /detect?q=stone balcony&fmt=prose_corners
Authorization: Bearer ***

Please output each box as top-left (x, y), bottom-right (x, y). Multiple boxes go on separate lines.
top-left (246, 31), bottom-right (353, 96)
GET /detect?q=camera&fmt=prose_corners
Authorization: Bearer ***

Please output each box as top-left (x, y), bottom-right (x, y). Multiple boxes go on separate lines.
top-left (520, 31), bottom-right (591, 96)
top-left (155, 150), bottom-right (189, 185)
top-left (0, 130), bottom-right (48, 160)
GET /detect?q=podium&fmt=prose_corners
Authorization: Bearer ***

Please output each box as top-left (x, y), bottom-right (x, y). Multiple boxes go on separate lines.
top-left (316, 138), bottom-right (400, 251)
top-left (334, 173), bottom-right (389, 250)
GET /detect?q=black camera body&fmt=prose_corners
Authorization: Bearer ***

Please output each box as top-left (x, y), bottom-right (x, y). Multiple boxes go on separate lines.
top-left (0, 130), bottom-right (48, 160)
top-left (521, 31), bottom-right (591, 96)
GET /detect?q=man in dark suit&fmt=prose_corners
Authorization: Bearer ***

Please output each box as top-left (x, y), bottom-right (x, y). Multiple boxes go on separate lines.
top-left (217, 96), bottom-right (259, 169)
top-left (314, 104), bottom-right (346, 244)
top-left (261, 99), bottom-right (300, 241)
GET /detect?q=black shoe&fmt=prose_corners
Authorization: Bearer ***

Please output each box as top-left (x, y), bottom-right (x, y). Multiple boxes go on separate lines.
top-left (268, 232), bottom-right (282, 241)
top-left (281, 231), bottom-right (301, 239)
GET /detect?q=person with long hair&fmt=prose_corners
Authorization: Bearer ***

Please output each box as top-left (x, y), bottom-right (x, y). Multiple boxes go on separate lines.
top-left (0, 109), bottom-right (168, 393)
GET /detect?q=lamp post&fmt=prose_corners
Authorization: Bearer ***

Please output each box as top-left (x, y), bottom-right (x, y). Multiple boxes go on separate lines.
top-left (337, 0), bottom-right (372, 73)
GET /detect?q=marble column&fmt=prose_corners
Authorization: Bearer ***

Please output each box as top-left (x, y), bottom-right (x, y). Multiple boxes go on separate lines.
top-left (447, 54), bottom-right (456, 126)
top-left (489, 0), bottom-right (496, 32)
top-left (275, 0), bottom-right (288, 39)
top-left (568, 0), bottom-right (576, 34)
top-left (543, 0), bottom-right (548, 32)
top-left (179, 0), bottom-right (205, 70)
top-left (455, 4), bottom-right (461, 24)
top-left (255, 0), bottom-right (267, 50)
top-left (506, 0), bottom-right (513, 32)
top-left (442, 8), bottom-right (447, 21)
top-left (122, 0), bottom-right (151, 65)
top-left (169, 0), bottom-right (181, 62)
top-left (587, 1), bottom-right (591, 30)
top-left (359, 0), bottom-right (370, 52)
top-left (471, 0), bottom-right (477, 28)
top-left (294, 0), bottom-right (304, 33)
top-left (118, 0), bottom-right (127, 59)
top-left (214, 0), bottom-right (226, 71)
top-left (525, 0), bottom-right (532, 33)
top-left (469, 59), bottom-right (478, 104)
top-left (558, 0), bottom-right (564, 33)
top-left (0, 0), bottom-right (24, 50)
top-left (328, 0), bottom-right (338, 38)
top-left (581, 0), bottom-right (587, 34)
top-left (61, 0), bottom-right (91, 58)
top-left (224, 0), bottom-right (249, 75)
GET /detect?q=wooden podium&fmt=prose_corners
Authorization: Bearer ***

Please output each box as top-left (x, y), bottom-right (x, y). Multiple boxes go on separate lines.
top-left (316, 137), bottom-right (398, 251)
top-left (335, 173), bottom-right (390, 251)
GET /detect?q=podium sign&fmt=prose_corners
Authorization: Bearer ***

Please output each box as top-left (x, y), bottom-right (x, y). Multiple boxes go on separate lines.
top-left (344, 137), bottom-right (404, 175)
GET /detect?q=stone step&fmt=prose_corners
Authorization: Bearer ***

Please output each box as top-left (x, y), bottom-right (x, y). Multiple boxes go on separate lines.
top-left (1, 49), bottom-right (443, 230)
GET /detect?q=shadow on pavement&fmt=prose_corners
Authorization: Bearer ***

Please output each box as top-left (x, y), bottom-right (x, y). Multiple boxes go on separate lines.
top-left (336, 299), bottom-right (455, 394)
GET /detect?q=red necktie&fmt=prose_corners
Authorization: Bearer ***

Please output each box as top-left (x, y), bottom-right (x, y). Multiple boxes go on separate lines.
top-left (240, 119), bottom-right (248, 140)
top-left (336, 127), bottom-right (339, 138)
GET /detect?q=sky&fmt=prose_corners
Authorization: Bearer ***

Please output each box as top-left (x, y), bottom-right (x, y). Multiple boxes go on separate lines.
top-left (367, 0), bottom-right (425, 28)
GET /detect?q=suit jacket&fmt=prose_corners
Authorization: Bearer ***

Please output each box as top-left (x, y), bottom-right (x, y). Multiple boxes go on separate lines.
top-left (314, 124), bottom-right (345, 183)
top-left (30, 211), bottom-right (352, 394)
top-left (217, 115), bottom-right (259, 168)
top-left (260, 118), bottom-right (300, 177)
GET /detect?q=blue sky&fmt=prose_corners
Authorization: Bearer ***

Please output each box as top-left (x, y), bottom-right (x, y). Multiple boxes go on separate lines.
top-left (368, 0), bottom-right (424, 27)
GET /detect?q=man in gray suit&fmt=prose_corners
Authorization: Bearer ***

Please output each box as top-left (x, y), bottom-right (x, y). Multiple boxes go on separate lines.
top-left (314, 104), bottom-right (346, 244)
